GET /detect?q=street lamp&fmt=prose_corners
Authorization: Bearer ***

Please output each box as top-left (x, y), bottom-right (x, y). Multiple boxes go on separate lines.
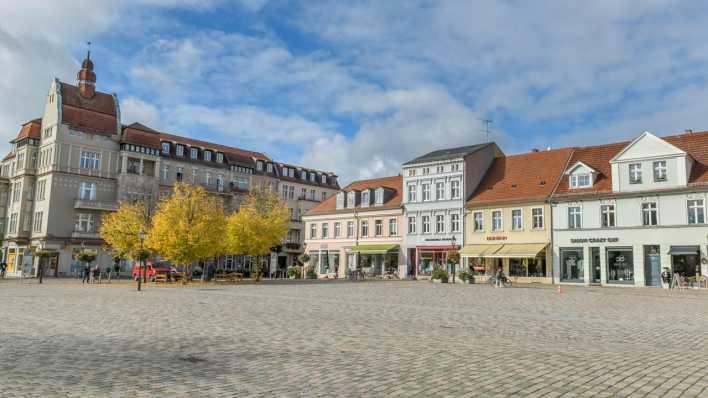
top-left (137, 230), bottom-right (146, 292)
top-left (451, 235), bottom-right (457, 284)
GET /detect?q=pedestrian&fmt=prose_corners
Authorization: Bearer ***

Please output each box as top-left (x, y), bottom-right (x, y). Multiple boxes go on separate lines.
top-left (0, 261), bottom-right (6, 278)
top-left (661, 267), bottom-right (672, 289)
top-left (106, 266), bottom-right (111, 284)
top-left (495, 266), bottom-right (504, 288)
top-left (93, 265), bottom-right (101, 284)
top-left (82, 263), bottom-right (90, 284)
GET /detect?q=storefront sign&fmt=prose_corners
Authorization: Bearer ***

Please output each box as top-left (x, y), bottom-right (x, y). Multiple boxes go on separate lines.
top-left (570, 237), bottom-right (619, 244)
top-left (486, 236), bottom-right (507, 241)
top-left (425, 237), bottom-right (454, 242)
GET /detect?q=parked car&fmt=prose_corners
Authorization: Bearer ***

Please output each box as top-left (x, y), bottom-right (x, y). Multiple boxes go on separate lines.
top-left (131, 261), bottom-right (173, 282)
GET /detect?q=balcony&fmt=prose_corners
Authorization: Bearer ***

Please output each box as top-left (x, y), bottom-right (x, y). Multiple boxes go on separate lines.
top-left (284, 242), bottom-right (301, 252)
top-left (74, 199), bottom-right (119, 211)
top-left (71, 231), bottom-right (100, 240)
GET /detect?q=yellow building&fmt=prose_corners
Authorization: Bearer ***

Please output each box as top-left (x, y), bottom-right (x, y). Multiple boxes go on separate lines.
top-left (462, 148), bottom-right (574, 283)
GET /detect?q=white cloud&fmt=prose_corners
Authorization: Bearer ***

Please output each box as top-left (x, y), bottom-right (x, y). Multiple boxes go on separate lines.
top-left (121, 97), bottom-right (165, 130)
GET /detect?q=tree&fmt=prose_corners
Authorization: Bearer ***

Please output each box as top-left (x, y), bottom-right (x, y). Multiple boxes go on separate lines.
top-left (226, 187), bottom-right (289, 281)
top-left (147, 183), bottom-right (226, 281)
top-left (99, 201), bottom-right (152, 261)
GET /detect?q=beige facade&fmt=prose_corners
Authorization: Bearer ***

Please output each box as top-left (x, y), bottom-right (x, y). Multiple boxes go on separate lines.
top-left (303, 208), bottom-right (405, 278)
top-left (463, 203), bottom-right (553, 283)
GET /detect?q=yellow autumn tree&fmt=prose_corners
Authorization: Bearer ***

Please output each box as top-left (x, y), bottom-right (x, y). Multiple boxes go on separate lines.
top-left (99, 200), bottom-right (152, 260)
top-left (147, 183), bottom-right (226, 280)
top-left (226, 187), bottom-right (289, 280)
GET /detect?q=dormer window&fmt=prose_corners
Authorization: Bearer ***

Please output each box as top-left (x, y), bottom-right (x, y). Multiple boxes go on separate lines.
top-left (190, 147), bottom-right (198, 159)
top-left (375, 188), bottom-right (384, 205)
top-left (204, 150), bottom-right (212, 162)
top-left (653, 161), bottom-right (667, 182)
top-left (161, 142), bottom-right (170, 155)
top-left (176, 145), bottom-right (184, 157)
top-left (361, 190), bottom-right (370, 207)
top-left (629, 163), bottom-right (642, 184)
top-left (347, 191), bottom-right (356, 208)
top-left (310, 173), bottom-right (316, 182)
top-left (321, 175), bottom-right (327, 184)
top-left (266, 163), bottom-right (273, 173)
top-left (570, 174), bottom-right (591, 189)
top-left (300, 170), bottom-right (306, 180)
top-left (216, 152), bottom-right (223, 163)
top-left (336, 192), bottom-right (345, 209)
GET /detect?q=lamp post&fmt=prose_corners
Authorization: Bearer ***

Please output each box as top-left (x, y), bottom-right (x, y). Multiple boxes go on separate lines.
top-left (451, 236), bottom-right (457, 284)
top-left (137, 230), bottom-right (146, 292)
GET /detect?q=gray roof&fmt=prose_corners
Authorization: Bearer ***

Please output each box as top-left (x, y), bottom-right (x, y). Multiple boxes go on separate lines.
top-left (402, 143), bottom-right (491, 166)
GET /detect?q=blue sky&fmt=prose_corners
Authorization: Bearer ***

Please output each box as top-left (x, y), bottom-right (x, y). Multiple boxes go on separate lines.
top-left (2, 1), bottom-right (708, 184)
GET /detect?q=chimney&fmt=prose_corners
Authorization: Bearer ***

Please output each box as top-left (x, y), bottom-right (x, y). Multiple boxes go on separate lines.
top-left (531, 148), bottom-right (539, 152)
top-left (685, 129), bottom-right (693, 134)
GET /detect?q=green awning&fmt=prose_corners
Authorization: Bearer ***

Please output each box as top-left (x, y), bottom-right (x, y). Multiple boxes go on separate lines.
top-left (349, 244), bottom-right (400, 254)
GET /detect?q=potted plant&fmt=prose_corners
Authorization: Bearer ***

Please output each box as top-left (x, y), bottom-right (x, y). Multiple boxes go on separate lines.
top-left (459, 271), bottom-right (470, 283)
top-left (298, 254), bottom-right (311, 279)
top-left (306, 267), bottom-right (318, 279)
top-left (287, 266), bottom-right (301, 279)
top-left (431, 268), bottom-right (449, 283)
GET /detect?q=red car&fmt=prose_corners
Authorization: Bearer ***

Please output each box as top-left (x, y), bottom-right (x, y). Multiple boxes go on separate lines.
top-left (132, 261), bottom-right (173, 281)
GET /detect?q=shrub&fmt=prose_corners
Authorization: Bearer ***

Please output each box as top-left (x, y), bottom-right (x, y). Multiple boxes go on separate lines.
top-left (431, 268), bottom-right (449, 281)
top-left (306, 269), bottom-right (318, 279)
top-left (288, 267), bottom-right (301, 278)
top-left (459, 271), bottom-right (470, 282)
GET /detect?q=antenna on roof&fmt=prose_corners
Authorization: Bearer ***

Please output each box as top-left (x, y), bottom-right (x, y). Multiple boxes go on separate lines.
top-left (479, 118), bottom-right (493, 143)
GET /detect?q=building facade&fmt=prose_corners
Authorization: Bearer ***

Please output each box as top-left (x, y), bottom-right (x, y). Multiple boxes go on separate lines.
top-left (0, 53), bottom-right (338, 277)
top-left (462, 148), bottom-right (573, 284)
top-left (401, 144), bottom-right (501, 278)
top-left (552, 131), bottom-right (708, 287)
top-left (303, 176), bottom-right (404, 278)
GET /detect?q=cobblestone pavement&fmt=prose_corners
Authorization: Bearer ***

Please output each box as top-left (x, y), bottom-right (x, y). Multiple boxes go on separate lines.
top-left (1, 279), bottom-right (708, 397)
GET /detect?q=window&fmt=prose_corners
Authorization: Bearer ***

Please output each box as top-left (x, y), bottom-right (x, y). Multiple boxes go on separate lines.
top-left (309, 172), bottom-right (315, 182)
top-left (334, 222), bottom-right (341, 238)
top-left (452, 163), bottom-right (460, 172)
top-left (216, 175), bottom-right (224, 191)
top-left (629, 163), bottom-right (642, 184)
top-left (347, 221), bottom-right (354, 237)
top-left (204, 172), bottom-right (211, 186)
top-left (422, 167), bottom-right (430, 175)
top-left (422, 215), bottom-right (430, 233)
top-left (568, 207), bottom-right (582, 229)
top-left (492, 210), bottom-right (502, 231)
top-left (309, 223), bottom-right (316, 239)
top-left (361, 191), bottom-right (370, 206)
top-left (256, 161), bottom-right (263, 171)
top-left (282, 185), bottom-right (290, 200)
top-left (12, 182), bottom-right (21, 203)
top-left (436, 182), bottom-right (445, 200)
top-left (75, 213), bottom-right (94, 233)
top-left (408, 169), bottom-right (416, 177)
top-left (642, 202), bottom-right (658, 226)
top-left (161, 142), bottom-right (170, 154)
top-left (688, 199), bottom-right (705, 224)
top-left (216, 153), bottom-right (224, 163)
top-left (304, 188), bottom-right (309, 200)
top-left (570, 174), bottom-right (591, 188)
top-left (79, 182), bottom-right (96, 201)
top-left (437, 165), bottom-right (444, 173)
top-left (176, 145), bottom-right (184, 157)
top-left (190, 147), bottom-right (198, 159)
top-left (321, 223), bottom-right (328, 239)
top-left (451, 180), bottom-right (460, 199)
top-left (433, 214), bottom-right (444, 233)
top-left (161, 165), bottom-right (169, 181)
top-left (653, 161), bottom-right (667, 182)
top-left (422, 183), bottom-right (431, 201)
top-left (191, 168), bottom-right (197, 184)
top-left (532, 208), bottom-right (544, 229)
top-left (204, 151), bottom-right (212, 161)
top-left (321, 175), bottom-right (327, 184)
top-left (473, 212), bottom-right (483, 231)
top-left (361, 221), bottom-right (368, 237)
top-left (375, 220), bottom-right (383, 236)
top-left (606, 247), bottom-right (634, 283)
top-left (408, 217), bottom-right (416, 234)
top-left (321, 192), bottom-right (327, 201)
top-left (79, 151), bottom-right (100, 169)
top-left (407, 184), bottom-right (417, 202)
top-left (511, 209), bottom-right (523, 230)
top-left (8, 213), bottom-right (18, 234)
top-left (389, 218), bottom-right (397, 236)
top-left (36, 179), bottom-right (47, 201)
top-left (451, 214), bottom-right (460, 232)
top-left (560, 248), bottom-right (584, 282)
top-left (176, 167), bottom-right (184, 181)
top-left (267, 163), bottom-right (274, 173)
top-left (375, 189), bottom-right (383, 204)
top-left (33, 211), bottom-right (43, 232)
top-left (601, 205), bottom-right (615, 227)
top-left (310, 189), bottom-right (316, 201)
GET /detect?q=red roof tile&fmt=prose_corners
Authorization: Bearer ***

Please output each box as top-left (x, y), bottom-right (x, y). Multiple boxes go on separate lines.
top-left (122, 124), bottom-right (161, 149)
top-left (467, 148), bottom-right (574, 207)
top-left (13, 119), bottom-right (42, 142)
top-left (158, 132), bottom-right (269, 161)
top-left (306, 175), bottom-right (402, 216)
top-left (60, 82), bottom-right (116, 116)
top-left (61, 105), bottom-right (118, 136)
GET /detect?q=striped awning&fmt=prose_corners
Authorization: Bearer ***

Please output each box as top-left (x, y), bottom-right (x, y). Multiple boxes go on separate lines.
top-left (460, 244), bottom-right (503, 257)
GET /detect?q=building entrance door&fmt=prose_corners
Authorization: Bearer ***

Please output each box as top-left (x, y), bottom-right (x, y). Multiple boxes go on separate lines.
top-left (591, 247), bottom-right (601, 283)
top-left (644, 245), bottom-right (661, 286)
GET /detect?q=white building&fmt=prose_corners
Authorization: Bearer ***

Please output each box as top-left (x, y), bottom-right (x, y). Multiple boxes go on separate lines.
top-left (401, 144), bottom-right (502, 278)
top-left (552, 131), bottom-right (708, 286)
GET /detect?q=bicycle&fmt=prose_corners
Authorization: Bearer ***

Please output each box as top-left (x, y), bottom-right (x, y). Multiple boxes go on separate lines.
top-left (487, 275), bottom-right (512, 287)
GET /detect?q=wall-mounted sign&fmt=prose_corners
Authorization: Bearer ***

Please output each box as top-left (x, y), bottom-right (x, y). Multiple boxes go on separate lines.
top-left (570, 237), bottom-right (619, 244)
top-left (486, 236), bottom-right (507, 241)
top-left (425, 237), bottom-right (454, 242)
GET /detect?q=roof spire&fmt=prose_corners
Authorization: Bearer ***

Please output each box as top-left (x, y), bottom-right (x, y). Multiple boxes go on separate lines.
top-left (86, 41), bottom-right (91, 60)
top-left (77, 41), bottom-right (96, 98)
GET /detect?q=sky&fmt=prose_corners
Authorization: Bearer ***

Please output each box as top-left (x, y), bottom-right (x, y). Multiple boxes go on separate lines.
top-left (1, 1), bottom-right (708, 184)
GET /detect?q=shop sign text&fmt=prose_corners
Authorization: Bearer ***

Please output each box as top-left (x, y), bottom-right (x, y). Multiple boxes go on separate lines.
top-left (570, 237), bottom-right (619, 244)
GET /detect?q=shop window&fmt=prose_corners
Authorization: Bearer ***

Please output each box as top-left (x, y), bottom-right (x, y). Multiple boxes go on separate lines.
top-left (509, 258), bottom-right (526, 277)
top-left (560, 248), bottom-right (584, 282)
top-left (606, 248), bottom-right (634, 284)
top-left (528, 256), bottom-right (546, 277)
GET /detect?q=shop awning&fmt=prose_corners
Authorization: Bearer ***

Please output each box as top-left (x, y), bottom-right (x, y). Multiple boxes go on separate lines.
top-left (349, 244), bottom-right (400, 254)
top-left (490, 243), bottom-right (548, 258)
top-left (668, 246), bottom-right (700, 256)
top-left (460, 244), bottom-right (503, 258)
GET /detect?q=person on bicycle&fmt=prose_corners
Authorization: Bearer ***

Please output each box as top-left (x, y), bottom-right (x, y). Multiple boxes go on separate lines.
top-left (495, 267), bottom-right (504, 288)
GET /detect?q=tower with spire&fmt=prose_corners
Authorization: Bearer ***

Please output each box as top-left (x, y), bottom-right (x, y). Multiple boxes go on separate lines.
top-left (76, 42), bottom-right (96, 98)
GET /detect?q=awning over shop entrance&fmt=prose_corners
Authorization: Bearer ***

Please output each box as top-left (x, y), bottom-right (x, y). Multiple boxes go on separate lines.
top-left (668, 246), bottom-right (700, 256)
top-left (349, 244), bottom-right (400, 254)
top-left (460, 244), bottom-right (503, 257)
top-left (490, 243), bottom-right (548, 258)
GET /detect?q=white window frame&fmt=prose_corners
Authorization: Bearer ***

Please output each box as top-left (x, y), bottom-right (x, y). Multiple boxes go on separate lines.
top-left (532, 207), bottom-right (544, 229)
top-left (568, 206), bottom-right (582, 229)
top-left (334, 222), bottom-right (341, 238)
top-left (653, 160), bottom-right (667, 182)
top-left (435, 181), bottom-right (445, 201)
top-left (450, 213), bottom-right (460, 233)
top-left (321, 223), bottom-right (328, 239)
top-left (216, 152), bottom-right (224, 163)
top-left (422, 183), bottom-right (431, 201)
top-left (641, 202), bottom-right (658, 226)
top-left (601, 204), bottom-right (615, 228)
top-left (388, 218), bottom-right (397, 236)
top-left (79, 150), bottom-right (100, 169)
top-left (629, 163), bottom-right (642, 184)
top-left (422, 215), bottom-right (430, 233)
top-left (33, 211), bottom-right (43, 232)
top-left (161, 142), bottom-right (170, 154)
top-left (570, 173), bottom-right (591, 188)
top-left (190, 147), bottom-right (198, 159)
top-left (473, 211), bottom-right (484, 232)
top-left (75, 213), bottom-right (94, 233)
top-left (361, 220), bottom-right (368, 237)
top-left (511, 208), bottom-right (523, 231)
top-left (79, 181), bottom-right (96, 201)
top-left (407, 184), bottom-right (417, 202)
top-left (408, 216), bottom-right (416, 234)
top-left (492, 210), bottom-right (503, 231)
top-left (176, 145), bottom-right (184, 157)
top-left (435, 214), bottom-right (445, 233)
top-left (375, 219), bottom-right (383, 236)
top-left (687, 199), bottom-right (705, 224)
top-left (309, 223), bottom-right (316, 239)
top-left (451, 180), bottom-right (460, 199)
top-left (347, 221), bottom-right (354, 237)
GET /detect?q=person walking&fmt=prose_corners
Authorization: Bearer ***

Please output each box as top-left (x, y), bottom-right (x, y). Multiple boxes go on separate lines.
top-left (495, 266), bottom-right (504, 288)
top-left (0, 261), bottom-right (6, 279)
top-left (106, 266), bottom-right (112, 284)
top-left (661, 267), bottom-right (672, 289)
top-left (93, 265), bottom-right (101, 284)
top-left (82, 263), bottom-right (90, 284)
